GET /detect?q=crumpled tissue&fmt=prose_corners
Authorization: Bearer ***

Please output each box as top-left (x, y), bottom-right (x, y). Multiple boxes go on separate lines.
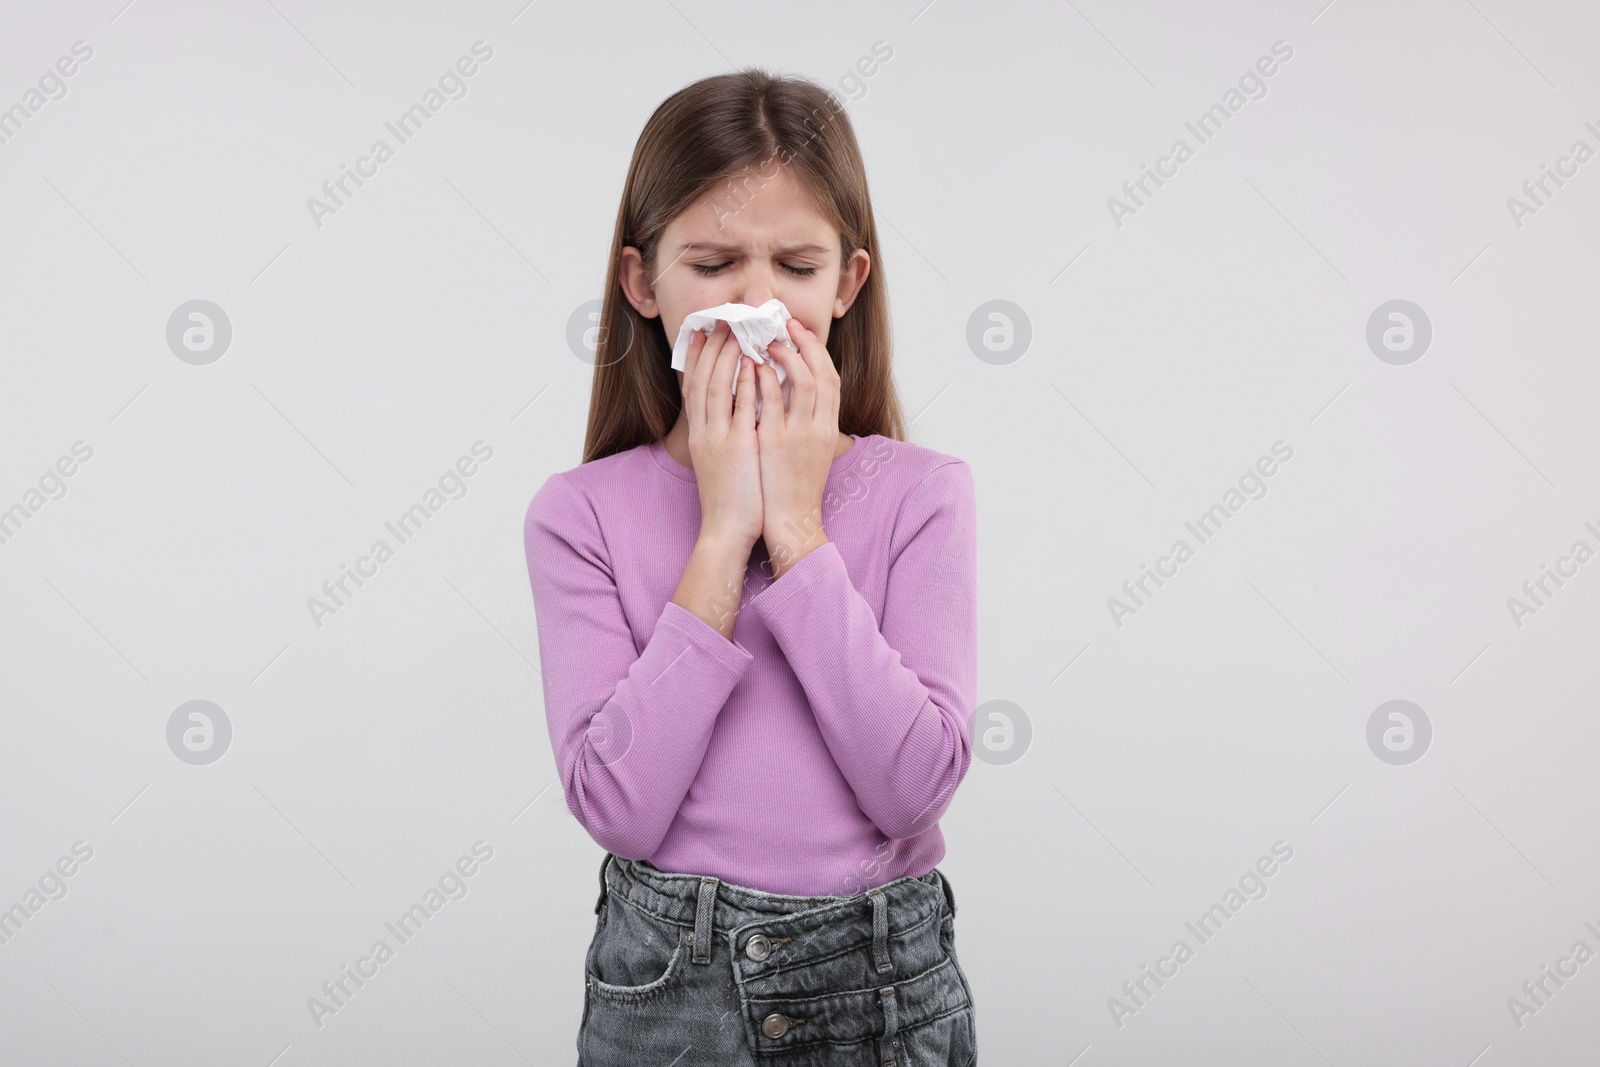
top-left (670, 298), bottom-right (795, 422)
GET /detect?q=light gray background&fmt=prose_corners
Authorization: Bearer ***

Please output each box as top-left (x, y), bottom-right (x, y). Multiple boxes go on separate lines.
top-left (2, 0), bottom-right (1597, 1064)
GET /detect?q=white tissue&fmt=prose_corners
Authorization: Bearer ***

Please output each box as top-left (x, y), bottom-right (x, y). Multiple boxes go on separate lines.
top-left (669, 298), bottom-right (795, 422)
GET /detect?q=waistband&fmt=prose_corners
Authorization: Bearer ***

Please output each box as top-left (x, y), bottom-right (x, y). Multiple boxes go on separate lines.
top-left (594, 852), bottom-right (958, 963)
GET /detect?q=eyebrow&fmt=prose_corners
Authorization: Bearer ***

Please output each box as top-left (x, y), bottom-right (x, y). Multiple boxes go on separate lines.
top-left (675, 241), bottom-right (833, 256)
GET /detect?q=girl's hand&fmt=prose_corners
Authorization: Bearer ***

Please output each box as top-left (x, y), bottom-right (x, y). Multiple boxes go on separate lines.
top-left (754, 318), bottom-right (839, 576)
top-left (682, 321), bottom-right (763, 553)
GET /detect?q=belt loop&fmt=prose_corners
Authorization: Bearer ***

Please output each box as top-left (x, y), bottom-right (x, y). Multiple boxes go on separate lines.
top-left (940, 869), bottom-right (957, 919)
top-left (595, 853), bottom-right (611, 916)
top-left (877, 986), bottom-right (899, 1065)
top-left (868, 888), bottom-right (892, 974)
top-left (692, 875), bottom-right (719, 964)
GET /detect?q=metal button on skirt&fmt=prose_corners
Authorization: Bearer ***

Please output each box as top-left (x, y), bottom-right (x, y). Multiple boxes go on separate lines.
top-left (577, 852), bottom-right (977, 1066)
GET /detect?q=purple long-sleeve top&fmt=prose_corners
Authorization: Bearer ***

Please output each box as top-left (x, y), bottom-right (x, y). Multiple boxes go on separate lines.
top-left (522, 432), bottom-right (977, 896)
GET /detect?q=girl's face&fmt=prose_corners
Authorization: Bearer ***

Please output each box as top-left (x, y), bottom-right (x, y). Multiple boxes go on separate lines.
top-left (620, 166), bottom-right (870, 354)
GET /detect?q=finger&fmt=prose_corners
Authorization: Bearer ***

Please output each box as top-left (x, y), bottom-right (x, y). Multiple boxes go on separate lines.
top-left (788, 318), bottom-right (839, 428)
top-left (684, 322), bottom-right (712, 384)
top-left (732, 353), bottom-right (756, 429)
top-left (708, 322), bottom-right (744, 424)
top-left (754, 358), bottom-right (785, 431)
top-left (682, 323), bottom-right (708, 428)
top-left (766, 333), bottom-right (814, 422)
top-left (692, 324), bottom-right (732, 431)
top-left (760, 347), bottom-right (804, 425)
top-left (784, 319), bottom-right (833, 385)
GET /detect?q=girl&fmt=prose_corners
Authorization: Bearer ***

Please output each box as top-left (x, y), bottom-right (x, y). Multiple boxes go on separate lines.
top-left (524, 68), bottom-right (978, 1066)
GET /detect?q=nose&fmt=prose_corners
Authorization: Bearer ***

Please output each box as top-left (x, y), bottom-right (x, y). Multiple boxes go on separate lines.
top-left (735, 262), bottom-right (776, 308)
top-left (738, 282), bottom-right (774, 307)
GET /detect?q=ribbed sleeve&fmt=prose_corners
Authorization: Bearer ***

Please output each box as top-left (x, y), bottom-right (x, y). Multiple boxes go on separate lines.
top-left (749, 460), bottom-right (978, 840)
top-left (524, 473), bottom-right (754, 859)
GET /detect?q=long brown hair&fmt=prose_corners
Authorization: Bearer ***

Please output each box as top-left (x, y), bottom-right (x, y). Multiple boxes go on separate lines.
top-left (582, 68), bottom-right (906, 464)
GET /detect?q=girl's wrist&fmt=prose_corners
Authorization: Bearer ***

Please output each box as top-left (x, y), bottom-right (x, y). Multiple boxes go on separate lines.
top-left (696, 528), bottom-right (756, 559)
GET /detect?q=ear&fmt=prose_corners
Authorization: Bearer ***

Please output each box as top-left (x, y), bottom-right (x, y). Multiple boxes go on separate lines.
top-left (619, 246), bottom-right (659, 319)
top-left (832, 248), bottom-right (870, 318)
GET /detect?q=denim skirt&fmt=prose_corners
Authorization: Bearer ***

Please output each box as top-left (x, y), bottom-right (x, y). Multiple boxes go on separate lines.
top-left (577, 852), bottom-right (977, 1066)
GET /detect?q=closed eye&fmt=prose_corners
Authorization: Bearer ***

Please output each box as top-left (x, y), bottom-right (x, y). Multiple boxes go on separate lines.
top-left (690, 262), bottom-right (819, 277)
